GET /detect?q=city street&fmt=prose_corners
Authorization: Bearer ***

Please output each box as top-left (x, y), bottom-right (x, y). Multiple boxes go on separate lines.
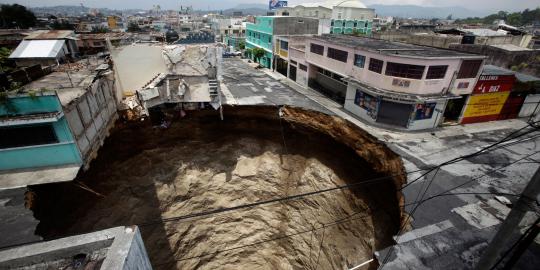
top-left (222, 58), bottom-right (540, 269)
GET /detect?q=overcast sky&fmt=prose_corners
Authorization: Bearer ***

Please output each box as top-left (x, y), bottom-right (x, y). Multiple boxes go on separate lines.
top-left (1, 0), bottom-right (538, 13)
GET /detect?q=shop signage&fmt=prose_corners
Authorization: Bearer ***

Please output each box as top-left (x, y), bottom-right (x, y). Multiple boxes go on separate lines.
top-left (462, 92), bottom-right (510, 118)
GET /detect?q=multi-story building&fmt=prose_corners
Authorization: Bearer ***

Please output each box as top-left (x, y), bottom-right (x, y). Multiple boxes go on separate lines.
top-left (246, 16), bottom-right (318, 68)
top-left (291, 34), bottom-right (485, 130)
top-left (0, 59), bottom-right (118, 188)
top-left (276, 0), bottom-right (374, 35)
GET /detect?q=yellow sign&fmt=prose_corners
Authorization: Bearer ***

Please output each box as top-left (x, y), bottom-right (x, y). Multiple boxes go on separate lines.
top-left (463, 92), bottom-right (510, 118)
top-left (108, 16), bottom-right (118, 29)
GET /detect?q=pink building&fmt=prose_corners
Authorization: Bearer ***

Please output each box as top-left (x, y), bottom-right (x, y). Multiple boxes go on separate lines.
top-left (282, 34), bottom-right (485, 130)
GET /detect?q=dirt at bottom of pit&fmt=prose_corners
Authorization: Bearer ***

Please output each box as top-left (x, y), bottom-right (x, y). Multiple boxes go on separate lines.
top-left (32, 106), bottom-right (401, 270)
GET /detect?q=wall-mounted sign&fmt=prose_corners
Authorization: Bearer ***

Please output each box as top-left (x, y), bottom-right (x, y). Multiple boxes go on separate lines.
top-left (461, 91), bottom-right (510, 124)
top-left (269, 0), bottom-right (288, 10)
top-left (473, 74), bottom-right (515, 94)
top-left (415, 103), bottom-right (436, 120)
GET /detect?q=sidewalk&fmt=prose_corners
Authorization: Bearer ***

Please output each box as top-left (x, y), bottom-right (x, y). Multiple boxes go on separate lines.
top-left (260, 67), bottom-right (529, 144)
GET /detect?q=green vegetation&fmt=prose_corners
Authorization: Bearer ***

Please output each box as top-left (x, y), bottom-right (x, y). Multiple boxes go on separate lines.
top-left (0, 4), bottom-right (37, 29)
top-left (0, 47), bottom-right (13, 73)
top-left (51, 19), bottom-right (75, 30)
top-left (238, 40), bottom-right (246, 50)
top-left (91, 25), bottom-right (109, 33)
top-left (252, 47), bottom-right (266, 62)
top-left (455, 8), bottom-right (540, 26)
top-left (127, 22), bottom-right (141, 32)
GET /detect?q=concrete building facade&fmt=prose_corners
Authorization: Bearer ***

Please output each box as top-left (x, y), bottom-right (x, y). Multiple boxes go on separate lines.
top-left (291, 34), bottom-right (485, 130)
top-left (0, 60), bottom-right (118, 188)
top-left (0, 226), bottom-right (152, 270)
top-left (275, 0), bottom-right (374, 35)
top-left (246, 16), bottom-right (318, 68)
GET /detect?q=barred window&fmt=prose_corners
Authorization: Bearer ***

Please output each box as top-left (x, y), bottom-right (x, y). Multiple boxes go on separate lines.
top-left (426, 65), bottom-right (448, 79)
top-left (299, 64), bottom-right (307, 71)
top-left (385, 62), bottom-right (425, 79)
top-left (457, 60), bottom-right (482, 79)
top-left (310, 43), bottom-right (324, 55)
top-left (368, 58), bottom-right (384, 74)
top-left (327, 47), bottom-right (348, 62)
top-left (354, 54), bottom-right (366, 68)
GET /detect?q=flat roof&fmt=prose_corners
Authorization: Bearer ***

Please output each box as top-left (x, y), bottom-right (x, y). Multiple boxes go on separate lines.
top-left (310, 34), bottom-right (484, 59)
top-left (481, 65), bottom-right (515, 76)
top-left (9, 40), bottom-right (65, 59)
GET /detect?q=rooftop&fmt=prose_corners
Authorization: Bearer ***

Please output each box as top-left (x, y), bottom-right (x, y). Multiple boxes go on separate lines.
top-left (482, 65), bottom-right (540, 83)
top-left (20, 58), bottom-right (111, 106)
top-left (0, 226), bottom-right (151, 270)
top-left (25, 30), bottom-right (75, 40)
top-left (310, 34), bottom-right (484, 59)
top-left (9, 40), bottom-right (65, 59)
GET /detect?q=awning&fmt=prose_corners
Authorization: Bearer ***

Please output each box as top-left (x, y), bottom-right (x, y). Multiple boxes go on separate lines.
top-left (9, 39), bottom-right (65, 59)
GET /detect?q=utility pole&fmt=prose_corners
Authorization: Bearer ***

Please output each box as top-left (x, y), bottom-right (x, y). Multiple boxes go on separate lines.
top-left (475, 166), bottom-right (540, 270)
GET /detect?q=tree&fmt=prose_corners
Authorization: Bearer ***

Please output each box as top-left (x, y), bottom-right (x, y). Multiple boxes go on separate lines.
top-left (51, 19), bottom-right (75, 30)
top-left (0, 47), bottom-right (13, 73)
top-left (252, 47), bottom-right (265, 63)
top-left (0, 4), bottom-right (37, 29)
top-left (238, 40), bottom-right (245, 50)
top-left (91, 25), bottom-right (109, 33)
top-left (127, 22), bottom-right (141, 32)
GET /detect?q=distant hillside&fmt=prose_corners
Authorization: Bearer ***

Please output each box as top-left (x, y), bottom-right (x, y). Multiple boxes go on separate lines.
top-left (368, 4), bottom-right (490, 19)
top-left (222, 4), bottom-right (268, 16)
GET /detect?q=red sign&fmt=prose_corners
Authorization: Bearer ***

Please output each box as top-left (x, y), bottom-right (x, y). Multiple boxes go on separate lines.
top-left (473, 74), bottom-right (515, 94)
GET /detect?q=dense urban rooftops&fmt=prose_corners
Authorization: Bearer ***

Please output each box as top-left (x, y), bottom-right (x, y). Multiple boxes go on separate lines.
top-left (311, 34), bottom-right (486, 59)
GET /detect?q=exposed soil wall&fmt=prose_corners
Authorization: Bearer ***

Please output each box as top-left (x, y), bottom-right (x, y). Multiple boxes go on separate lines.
top-left (31, 105), bottom-right (405, 270)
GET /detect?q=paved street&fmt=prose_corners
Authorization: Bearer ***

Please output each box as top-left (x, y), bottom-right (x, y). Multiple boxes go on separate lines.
top-left (221, 58), bottom-right (540, 269)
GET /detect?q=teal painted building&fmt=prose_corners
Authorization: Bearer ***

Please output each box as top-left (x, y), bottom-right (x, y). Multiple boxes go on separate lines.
top-left (246, 16), bottom-right (319, 68)
top-left (330, 19), bottom-right (372, 35)
top-left (246, 17), bottom-right (275, 68)
top-left (0, 93), bottom-right (82, 171)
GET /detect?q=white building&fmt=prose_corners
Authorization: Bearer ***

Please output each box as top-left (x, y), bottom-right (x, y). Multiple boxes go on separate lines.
top-left (282, 34), bottom-right (485, 130)
top-left (276, 0), bottom-right (375, 34)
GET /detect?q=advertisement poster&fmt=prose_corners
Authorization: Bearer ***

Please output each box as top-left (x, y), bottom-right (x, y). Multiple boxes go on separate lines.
top-left (415, 103), bottom-right (436, 120)
top-left (269, 0), bottom-right (288, 10)
top-left (354, 90), bottom-right (379, 118)
top-left (462, 91), bottom-right (510, 120)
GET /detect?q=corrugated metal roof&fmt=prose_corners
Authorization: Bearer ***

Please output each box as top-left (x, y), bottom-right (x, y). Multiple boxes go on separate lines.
top-left (9, 40), bottom-right (65, 59)
top-left (25, 30), bottom-right (74, 40)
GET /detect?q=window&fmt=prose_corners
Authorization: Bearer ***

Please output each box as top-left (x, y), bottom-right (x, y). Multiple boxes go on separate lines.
top-left (290, 60), bottom-right (297, 65)
top-left (385, 62), bottom-right (425, 79)
top-left (268, 36), bottom-right (271, 43)
top-left (299, 64), bottom-right (307, 71)
top-left (0, 124), bottom-right (58, 149)
top-left (457, 60), bottom-right (482, 79)
top-left (327, 47), bottom-right (348, 62)
top-left (426, 65), bottom-right (448, 79)
top-left (354, 54), bottom-right (366, 68)
top-left (457, 82), bottom-right (470, 89)
top-left (368, 58), bottom-right (384, 74)
top-left (310, 43), bottom-right (324, 55)
top-left (280, 40), bottom-right (288, 50)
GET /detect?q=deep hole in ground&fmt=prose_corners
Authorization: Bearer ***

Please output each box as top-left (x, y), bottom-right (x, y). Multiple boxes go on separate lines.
top-left (30, 106), bottom-right (404, 270)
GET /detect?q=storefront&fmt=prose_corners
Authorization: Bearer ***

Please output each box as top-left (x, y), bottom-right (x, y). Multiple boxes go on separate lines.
top-left (461, 67), bottom-right (515, 124)
top-left (344, 82), bottom-right (448, 130)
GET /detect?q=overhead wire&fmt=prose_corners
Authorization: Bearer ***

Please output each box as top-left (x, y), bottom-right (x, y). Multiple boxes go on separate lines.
top-left (379, 149), bottom-right (540, 269)
top-left (137, 125), bottom-right (540, 228)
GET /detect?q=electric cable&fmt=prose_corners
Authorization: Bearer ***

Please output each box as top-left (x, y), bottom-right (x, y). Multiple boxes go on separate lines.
top-left (138, 127), bottom-right (540, 228)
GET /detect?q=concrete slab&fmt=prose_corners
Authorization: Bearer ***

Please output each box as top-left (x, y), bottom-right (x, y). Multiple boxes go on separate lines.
top-left (0, 164), bottom-right (80, 189)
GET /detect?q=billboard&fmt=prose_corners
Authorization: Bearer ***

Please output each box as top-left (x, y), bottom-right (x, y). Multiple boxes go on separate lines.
top-left (461, 91), bottom-right (510, 124)
top-left (269, 0), bottom-right (288, 10)
top-left (473, 74), bottom-right (515, 94)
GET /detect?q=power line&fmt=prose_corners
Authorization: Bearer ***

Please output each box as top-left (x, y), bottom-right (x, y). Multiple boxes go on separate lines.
top-left (137, 125), bottom-right (540, 228)
top-left (152, 208), bottom-right (376, 267)
top-left (379, 149), bottom-right (540, 269)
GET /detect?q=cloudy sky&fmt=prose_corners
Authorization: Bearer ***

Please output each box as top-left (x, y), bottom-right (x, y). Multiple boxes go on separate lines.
top-left (1, 0), bottom-right (538, 12)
